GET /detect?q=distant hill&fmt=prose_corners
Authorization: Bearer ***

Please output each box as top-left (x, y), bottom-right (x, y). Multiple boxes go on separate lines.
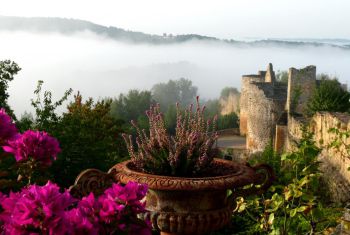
top-left (0, 15), bottom-right (349, 49)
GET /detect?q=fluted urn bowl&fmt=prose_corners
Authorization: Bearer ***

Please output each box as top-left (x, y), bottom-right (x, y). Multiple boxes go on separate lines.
top-left (110, 158), bottom-right (274, 235)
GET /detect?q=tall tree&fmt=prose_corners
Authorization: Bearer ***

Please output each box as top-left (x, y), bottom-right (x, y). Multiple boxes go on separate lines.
top-left (306, 77), bottom-right (350, 116)
top-left (0, 60), bottom-right (21, 119)
top-left (50, 93), bottom-right (127, 187)
top-left (110, 89), bottom-right (153, 123)
top-left (152, 78), bottom-right (197, 110)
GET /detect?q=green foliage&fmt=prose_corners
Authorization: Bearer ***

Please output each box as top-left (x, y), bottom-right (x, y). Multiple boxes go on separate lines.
top-left (21, 82), bottom-right (128, 188)
top-left (30, 80), bottom-right (72, 131)
top-left (328, 127), bottom-right (350, 161)
top-left (220, 87), bottom-right (239, 99)
top-left (50, 93), bottom-right (128, 187)
top-left (151, 78), bottom-right (197, 111)
top-left (227, 130), bottom-right (341, 234)
top-left (203, 99), bottom-right (221, 117)
top-left (0, 60), bottom-right (21, 119)
top-left (249, 142), bottom-right (282, 178)
top-left (16, 112), bottom-right (34, 132)
top-left (217, 112), bottom-right (239, 130)
top-left (307, 78), bottom-right (350, 116)
top-left (276, 70), bottom-right (289, 84)
top-left (110, 89), bottom-right (153, 124)
top-left (164, 104), bottom-right (177, 134)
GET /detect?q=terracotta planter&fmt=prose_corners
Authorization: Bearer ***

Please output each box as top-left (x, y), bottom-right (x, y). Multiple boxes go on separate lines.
top-left (110, 159), bottom-right (274, 235)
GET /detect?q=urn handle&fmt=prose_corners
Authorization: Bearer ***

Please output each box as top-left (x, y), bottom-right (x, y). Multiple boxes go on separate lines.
top-left (229, 163), bottom-right (275, 209)
top-left (69, 168), bottom-right (118, 198)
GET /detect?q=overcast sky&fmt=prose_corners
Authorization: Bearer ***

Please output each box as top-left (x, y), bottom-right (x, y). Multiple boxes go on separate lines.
top-left (0, 0), bottom-right (349, 39)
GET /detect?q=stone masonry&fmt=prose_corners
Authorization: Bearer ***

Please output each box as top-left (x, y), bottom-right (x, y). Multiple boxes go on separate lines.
top-left (239, 64), bottom-right (350, 203)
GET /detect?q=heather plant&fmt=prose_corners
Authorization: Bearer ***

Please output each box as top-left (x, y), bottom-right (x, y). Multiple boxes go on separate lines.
top-left (0, 181), bottom-right (151, 235)
top-left (123, 96), bottom-right (218, 176)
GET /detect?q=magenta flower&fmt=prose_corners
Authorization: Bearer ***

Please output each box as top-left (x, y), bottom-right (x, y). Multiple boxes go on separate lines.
top-left (0, 108), bottom-right (18, 144)
top-left (0, 181), bottom-right (74, 235)
top-left (2, 130), bottom-right (61, 165)
top-left (67, 193), bottom-right (100, 235)
top-left (104, 182), bottom-right (148, 203)
top-left (0, 181), bottom-right (150, 235)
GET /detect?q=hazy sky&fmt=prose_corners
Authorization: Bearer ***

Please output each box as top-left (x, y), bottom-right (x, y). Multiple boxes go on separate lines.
top-left (1, 0), bottom-right (349, 39)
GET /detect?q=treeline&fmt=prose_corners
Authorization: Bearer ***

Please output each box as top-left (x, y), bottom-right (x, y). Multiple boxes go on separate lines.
top-left (1, 16), bottom-right (349, 49)
top-left (109, 78), bottom-right (239, 134)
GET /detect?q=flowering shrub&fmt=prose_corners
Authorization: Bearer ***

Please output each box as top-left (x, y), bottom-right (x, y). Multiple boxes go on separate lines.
top-left (0, 109), bottom-right (61, 185)
top-left (0, 181), bottom-right (151, 235)
top-left (0, 109), bottom-right (17, 145)
top-left (123, 96), bottom-right (218, 176)
top-left (3, 130), bottom-right (61, 166)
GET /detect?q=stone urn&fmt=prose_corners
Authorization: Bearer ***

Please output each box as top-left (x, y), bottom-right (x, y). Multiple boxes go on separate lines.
top-left (109, 158), bottom-right (275, 235)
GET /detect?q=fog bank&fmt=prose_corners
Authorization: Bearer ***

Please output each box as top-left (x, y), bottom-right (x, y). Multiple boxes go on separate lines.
top-left (1, 31), bottom-right (349, 116)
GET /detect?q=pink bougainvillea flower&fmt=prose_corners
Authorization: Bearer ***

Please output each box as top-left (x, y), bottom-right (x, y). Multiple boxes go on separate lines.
top-left (67, 208), bottom-right (99, 235)
top-left (0, 108), bottom-right (18, 144)
top-left (0, 181), bottom-right (151, 235)
top-left (104, 182), bottom-right (148, 204)
top-left (0, 181), bottom-right (74, 235)
top-left (67, 193), bottom-right (100, 235)
top-left (2, 130), bottom-right (61, 165)
top-left (98, 195), bottom-right (124, 224)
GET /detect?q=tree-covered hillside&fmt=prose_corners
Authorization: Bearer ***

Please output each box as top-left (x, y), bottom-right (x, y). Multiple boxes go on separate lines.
top-left (0, 16), bottom-right (349, 49)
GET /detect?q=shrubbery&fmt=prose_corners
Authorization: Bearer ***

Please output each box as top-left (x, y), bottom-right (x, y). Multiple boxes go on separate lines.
top-left (0, 108), bottom-right (150, 235)
top-left (217, 130), bottom-right (341, 234)
top-left (307, 76), bottom-right (350, 116)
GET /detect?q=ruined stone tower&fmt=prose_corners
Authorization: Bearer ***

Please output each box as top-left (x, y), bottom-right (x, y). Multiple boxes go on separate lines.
top-left (286, 66), bottom-right (316, 115)
top-left (240, 64), bottom-right (318, 152)
top-left (239, 63), bottom-right (287, 152)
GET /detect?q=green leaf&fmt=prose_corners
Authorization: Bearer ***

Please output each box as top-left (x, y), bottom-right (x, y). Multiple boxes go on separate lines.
top-left (227, 189), bottom-right (232, 197)
top-left (297, 206), bottom-right (308, 212)
top-left (290, 208), bottom-right (297, 217)
top-left (268, 213), bottom-right (275, 225)
top-left (238, 203), bottom-right (246, 213)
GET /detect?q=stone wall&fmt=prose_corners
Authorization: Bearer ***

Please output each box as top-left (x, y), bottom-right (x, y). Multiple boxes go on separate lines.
top-left (239, 74), bottom-right (264, 136)
top-left (245, 83), bottom-right (285, 152)
top-left (239, 64), bottom-right (287, 152)
top-left (311, 112), bottom-right (350, 203)
top-left (286, 115), bottom-right (307, 151)
top-left (286, 66), bottom-right (316, 114)
top-left (274, 124), bottom-right (287, 153)
top-left (285, 112), bottom-right (350, 202)
top-left (239, 63), bottom-right (350, 202)
top-left (220, 92), bottom-right (240, 115)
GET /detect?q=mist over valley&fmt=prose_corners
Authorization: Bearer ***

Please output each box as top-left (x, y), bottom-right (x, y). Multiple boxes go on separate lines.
top-left (1, 17), bottom-right (349, 116)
